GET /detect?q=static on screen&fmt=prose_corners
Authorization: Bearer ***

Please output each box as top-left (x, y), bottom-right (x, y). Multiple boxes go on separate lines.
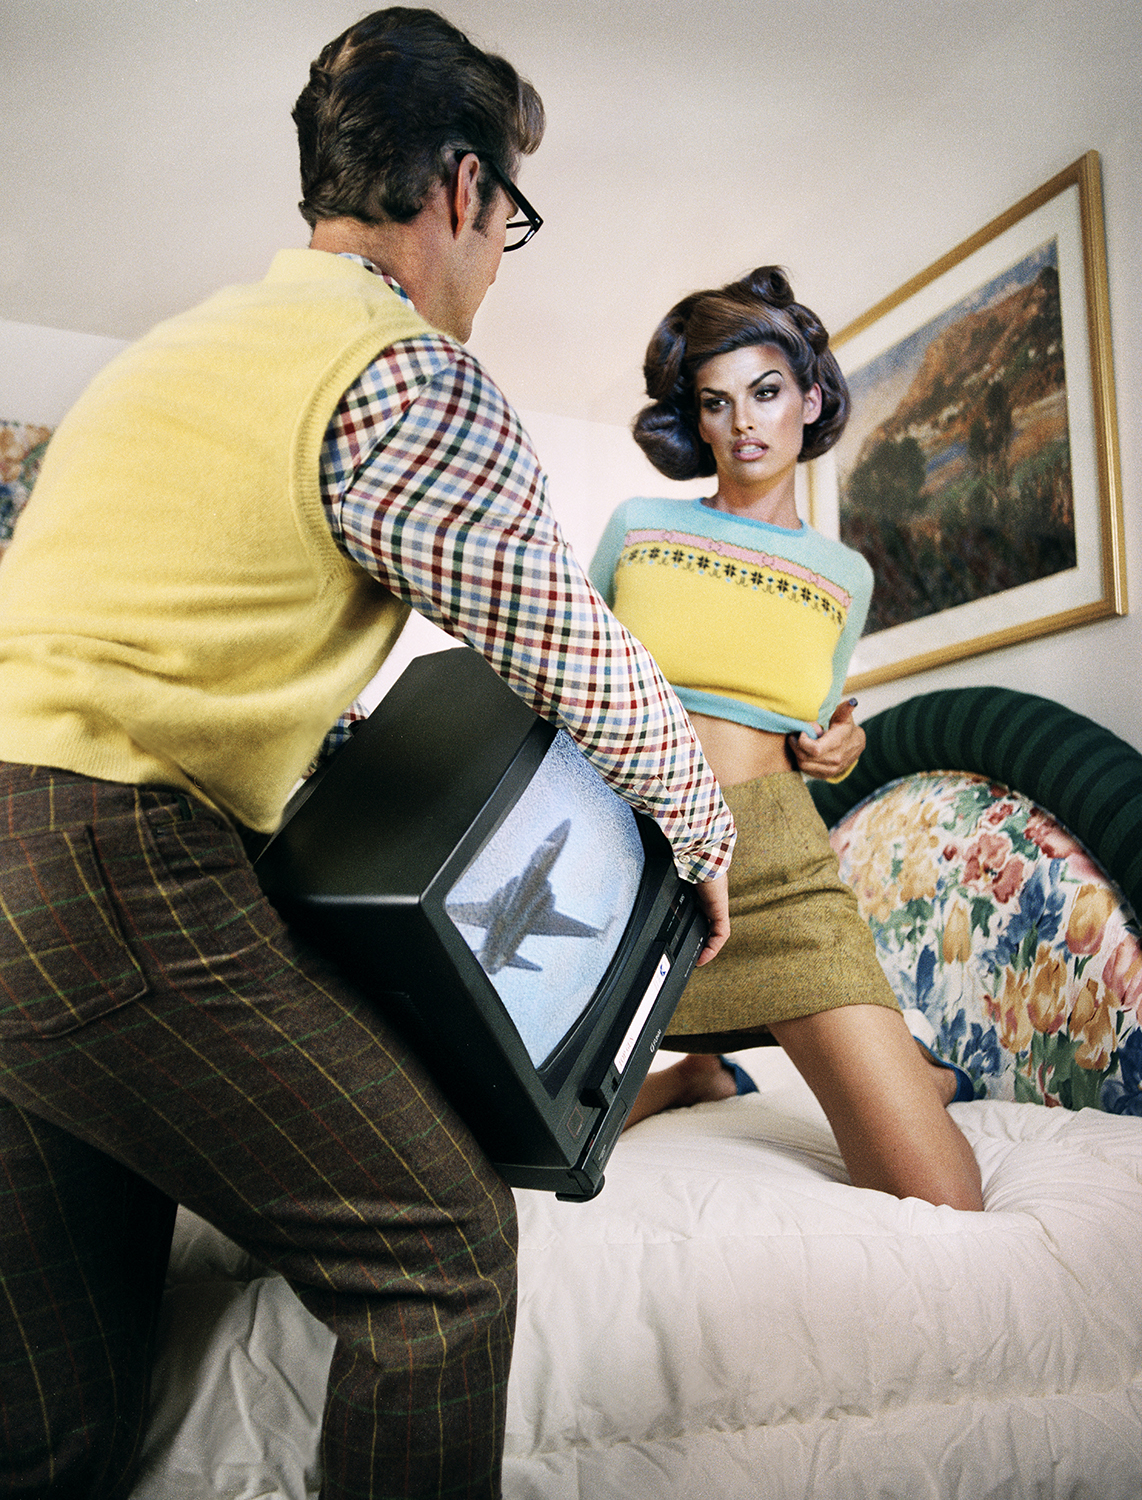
top-left (446, 731), bottom-right (645, 1065)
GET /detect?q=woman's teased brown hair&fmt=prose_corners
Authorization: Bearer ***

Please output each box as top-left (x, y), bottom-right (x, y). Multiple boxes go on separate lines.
top-left (293, 7), bottom-right (545, 231)
top-left (633, 266), bottom-right (850, 481)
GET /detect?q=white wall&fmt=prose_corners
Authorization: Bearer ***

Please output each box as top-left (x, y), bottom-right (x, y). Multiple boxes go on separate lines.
top-left (4, 304), bottom-right (1136, 757)
top-left (0, 322), bottom-right (127, 427)
top-left (507, 0), bottom-right (1142, 757)
top-left (2, 0), bottom-right (1139, 751)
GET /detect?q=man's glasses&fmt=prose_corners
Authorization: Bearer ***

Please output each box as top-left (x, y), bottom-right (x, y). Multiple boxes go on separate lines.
top-left (480, 156), bottom-right (543, 251)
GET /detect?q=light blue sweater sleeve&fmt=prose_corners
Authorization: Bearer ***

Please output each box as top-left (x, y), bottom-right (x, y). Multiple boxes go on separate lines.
top-left (588, 502), bottom-right (632, 607)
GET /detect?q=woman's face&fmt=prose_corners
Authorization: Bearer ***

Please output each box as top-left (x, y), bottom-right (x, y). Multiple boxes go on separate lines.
top-left (695, 344), bottom-right (822, 493)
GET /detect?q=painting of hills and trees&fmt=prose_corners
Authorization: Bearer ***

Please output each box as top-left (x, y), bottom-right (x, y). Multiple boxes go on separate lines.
top-left (834, 240), bottom-right (1075, 635)
top-left (0, 419), bottom-right (52, 563)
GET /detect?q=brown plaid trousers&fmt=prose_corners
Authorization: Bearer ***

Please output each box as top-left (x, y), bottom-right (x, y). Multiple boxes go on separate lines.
top-left (0, 762), bottom-right (517, 1499)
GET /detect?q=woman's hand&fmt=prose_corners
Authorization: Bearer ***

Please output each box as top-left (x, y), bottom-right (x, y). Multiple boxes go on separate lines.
top-left (693, 872), bottom-right (731, 965)
top-left (789, 698), bottom-right (865, 781)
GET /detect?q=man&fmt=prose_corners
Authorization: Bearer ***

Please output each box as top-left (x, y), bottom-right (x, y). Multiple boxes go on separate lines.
top-left (0, 10), bottom-right (733, 1497)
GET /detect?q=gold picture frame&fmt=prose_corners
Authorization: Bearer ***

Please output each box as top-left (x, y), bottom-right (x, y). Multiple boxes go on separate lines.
top-left (809, 150), bottom-right (1126, 691)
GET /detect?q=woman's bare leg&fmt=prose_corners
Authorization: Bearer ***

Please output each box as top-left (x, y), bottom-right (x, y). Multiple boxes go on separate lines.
top-left (769, 1006), bottom-right (983, 1211)
top-left (624, 1010), bottom-right (982, 1211)
top-left (624, 1054), bottom-right (739, 1128)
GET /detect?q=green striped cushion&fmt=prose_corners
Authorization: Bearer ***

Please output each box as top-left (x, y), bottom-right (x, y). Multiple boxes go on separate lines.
top-left (810, 688), bottom-right (1142, 922)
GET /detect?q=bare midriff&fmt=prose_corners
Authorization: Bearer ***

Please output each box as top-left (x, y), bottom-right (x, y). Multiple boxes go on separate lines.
top-left (688, 711), bottom-right (795, 789)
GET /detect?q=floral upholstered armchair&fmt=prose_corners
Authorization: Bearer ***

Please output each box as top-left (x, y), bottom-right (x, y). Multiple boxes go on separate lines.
top-left (810, 685), bottom-right (1142, 1117)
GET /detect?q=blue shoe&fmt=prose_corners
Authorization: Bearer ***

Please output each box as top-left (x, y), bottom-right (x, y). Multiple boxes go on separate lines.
top-left (913, 1038), bottom-right (974, 1103)
top-left (720, 1056), bottom-right (758, 1096)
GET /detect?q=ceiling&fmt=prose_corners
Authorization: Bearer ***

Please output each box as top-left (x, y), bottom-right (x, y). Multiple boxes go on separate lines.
top-left (0, 0), bottom-right (1101, 426)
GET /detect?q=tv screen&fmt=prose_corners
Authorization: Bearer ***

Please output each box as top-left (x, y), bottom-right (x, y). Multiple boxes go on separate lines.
top-left (254, 647), bottom-right (708, 1200)
top-left (445, 727), bottom-right (646, 1068)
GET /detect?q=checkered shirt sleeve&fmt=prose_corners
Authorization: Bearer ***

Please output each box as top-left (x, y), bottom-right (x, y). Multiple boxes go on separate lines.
top-left (320, 332), bottom-right (734, 883)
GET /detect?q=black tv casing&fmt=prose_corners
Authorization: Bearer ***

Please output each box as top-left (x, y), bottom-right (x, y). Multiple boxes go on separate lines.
top-left (253, 647), bottom-right (708, 1201)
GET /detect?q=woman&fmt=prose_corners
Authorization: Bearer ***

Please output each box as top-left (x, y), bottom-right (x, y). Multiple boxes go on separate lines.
top-left (591, 267), bottom-right (983, 1210)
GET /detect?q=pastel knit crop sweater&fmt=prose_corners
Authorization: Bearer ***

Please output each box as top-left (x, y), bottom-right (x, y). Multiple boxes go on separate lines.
top-left (590, 496), bottom-right (873, 738)
top-left (0, 250), bottom-right (428, 831)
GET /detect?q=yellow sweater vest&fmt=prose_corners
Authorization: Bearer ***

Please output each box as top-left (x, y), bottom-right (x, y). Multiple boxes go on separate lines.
top-left (0, 249), bottom-right (432, 831)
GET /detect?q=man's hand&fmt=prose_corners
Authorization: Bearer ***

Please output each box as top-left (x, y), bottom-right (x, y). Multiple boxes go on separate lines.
top-left (790, 698), bottom-right (865, 781)
top-left (693, 872), bottom-right (730, 965)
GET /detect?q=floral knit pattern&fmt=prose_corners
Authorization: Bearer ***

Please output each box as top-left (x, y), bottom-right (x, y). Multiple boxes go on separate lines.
top-left (616, 533), bottom-right (850, 630)
top-left (830, 771), bottom-right (1142, 1114)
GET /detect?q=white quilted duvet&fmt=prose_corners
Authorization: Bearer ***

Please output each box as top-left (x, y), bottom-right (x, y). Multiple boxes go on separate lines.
top-left (132, 1048), bottom-right (1142, 1500)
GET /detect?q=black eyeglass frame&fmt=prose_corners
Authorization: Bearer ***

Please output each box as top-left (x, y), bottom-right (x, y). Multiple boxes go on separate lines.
top-left (479, 156), bottom-right (543, 251)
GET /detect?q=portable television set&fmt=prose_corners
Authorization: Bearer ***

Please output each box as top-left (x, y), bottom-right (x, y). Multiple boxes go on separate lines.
top-left (253, 647), bottom-right (709, 1200)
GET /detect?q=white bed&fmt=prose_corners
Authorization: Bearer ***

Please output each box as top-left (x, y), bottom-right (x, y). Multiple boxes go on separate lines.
top-left (504, 1049), bottom-right (1142, 1499)
top-left (128, 687), bottom-right (1142, 1500)
top-left (131, 1047), bottom-right (1142, 1500)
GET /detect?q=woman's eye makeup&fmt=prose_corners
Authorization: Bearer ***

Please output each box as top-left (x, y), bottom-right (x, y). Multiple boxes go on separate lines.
top-left (700, 381), bottom-right (783, 411)
top-left (699, 376), bottom-right (786, 412)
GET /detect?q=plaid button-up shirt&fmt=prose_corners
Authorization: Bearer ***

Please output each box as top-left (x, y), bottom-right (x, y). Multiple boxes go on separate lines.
top-left (318, 262), bottom-right (734, 883)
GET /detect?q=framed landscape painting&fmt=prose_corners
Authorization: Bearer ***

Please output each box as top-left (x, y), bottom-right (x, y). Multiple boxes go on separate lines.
top-left (0, 419), bottom-right (52, 561)
top-left (810, 151), bottom-right (1126, 689)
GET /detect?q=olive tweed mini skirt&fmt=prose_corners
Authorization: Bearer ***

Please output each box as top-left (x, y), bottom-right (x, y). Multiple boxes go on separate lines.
top-left (666, 770), bottom-right (900, 1043)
